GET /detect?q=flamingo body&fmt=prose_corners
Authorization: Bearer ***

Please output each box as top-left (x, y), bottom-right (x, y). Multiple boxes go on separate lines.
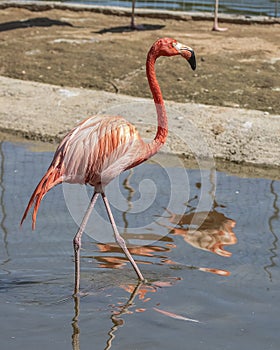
top-left (21, 115), bottom-right (155, 229)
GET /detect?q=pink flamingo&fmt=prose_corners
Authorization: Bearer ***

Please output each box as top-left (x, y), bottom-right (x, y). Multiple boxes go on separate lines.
top-left (212, 0), bottom-right (228, 31)
top-left (21, 38), bottom-right (196, 295)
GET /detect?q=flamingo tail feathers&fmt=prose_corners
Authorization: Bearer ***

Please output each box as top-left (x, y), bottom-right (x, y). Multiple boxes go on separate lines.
top-left (20, 166), bottom-right (63, 230)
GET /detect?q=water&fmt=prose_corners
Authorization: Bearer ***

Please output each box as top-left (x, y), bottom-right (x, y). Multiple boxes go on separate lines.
top-left (1, 137), bottom-right (280, 349)
top-left (44, 0), bottom-right (280, 17)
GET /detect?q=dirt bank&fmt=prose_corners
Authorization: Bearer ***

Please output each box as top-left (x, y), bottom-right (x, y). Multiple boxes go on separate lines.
top-left (1, 75), bottom-right (280, 172)
top-left (0, 2), bottom-right (280, 113)
top-left (0, 2), bottom-right (279, 172)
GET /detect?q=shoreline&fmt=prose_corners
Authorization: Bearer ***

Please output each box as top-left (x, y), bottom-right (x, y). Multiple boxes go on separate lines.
top-left (1, 76), bottom-right (279, 179)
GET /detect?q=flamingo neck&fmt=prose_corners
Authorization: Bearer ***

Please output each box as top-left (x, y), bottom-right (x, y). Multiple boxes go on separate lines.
top-left (146, 49), bottom-right (168, 146)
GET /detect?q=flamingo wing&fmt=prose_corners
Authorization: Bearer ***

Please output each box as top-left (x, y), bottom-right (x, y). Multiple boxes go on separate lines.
top-left (58, 115), bottom-right (147, 186)
top-left (21, 115), bottom-right (147, 229)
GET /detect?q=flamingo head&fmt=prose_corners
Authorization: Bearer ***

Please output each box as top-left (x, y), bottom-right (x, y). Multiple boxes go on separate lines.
top-left (153, 37), bottom-right (196, 71)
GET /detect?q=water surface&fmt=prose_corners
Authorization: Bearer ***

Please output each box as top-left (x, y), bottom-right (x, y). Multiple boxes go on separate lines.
top-left (43, 0), bottom-right (279, 17)
top-left (0, 138), bottom-right (279, 349)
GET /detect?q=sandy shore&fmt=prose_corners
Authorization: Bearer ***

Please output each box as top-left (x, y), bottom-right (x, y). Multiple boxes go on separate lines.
top-left (0, 1), bottom-right (279, 174)
top-left (1, 75), bottom-right (279, 169)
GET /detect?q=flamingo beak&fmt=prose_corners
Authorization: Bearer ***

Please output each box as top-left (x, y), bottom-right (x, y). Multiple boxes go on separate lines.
top-left (187, 49), bottom-right (196, 71)
top-left (173, 42), bottom-right (196, 71)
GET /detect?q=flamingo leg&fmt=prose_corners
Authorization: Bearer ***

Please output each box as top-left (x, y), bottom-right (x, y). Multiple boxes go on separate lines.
top-left (101, 192), bottom-right (145, 281)
top-left (212, 0), bottom-right (228, 31)
top-left (73, 191), bottom-right (99, 295)
top-left (130, 0), bottom-right (136, 29)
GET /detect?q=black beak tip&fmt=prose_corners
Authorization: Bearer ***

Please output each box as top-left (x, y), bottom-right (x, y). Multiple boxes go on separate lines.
top-left (188, 51), bottom-right (196, 71)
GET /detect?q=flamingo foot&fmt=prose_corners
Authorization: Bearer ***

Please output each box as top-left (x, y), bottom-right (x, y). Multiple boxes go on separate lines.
top-left (212, 25), bottom-right (228, 32)
top-left (72, 290), bottom-right (89, 298)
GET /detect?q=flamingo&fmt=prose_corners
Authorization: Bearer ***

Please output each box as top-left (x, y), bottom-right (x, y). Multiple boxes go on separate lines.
top-left (212, 0), bottom-right (228, 31)
top-left (20, 37), bottom-right (196, 295)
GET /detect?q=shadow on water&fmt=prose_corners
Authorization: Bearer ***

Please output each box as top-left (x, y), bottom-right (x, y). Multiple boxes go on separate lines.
top-left (1, 138), bottom-right (280, 349)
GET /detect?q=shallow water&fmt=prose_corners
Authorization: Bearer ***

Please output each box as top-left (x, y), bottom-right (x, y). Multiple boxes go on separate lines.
top-left (0, 138), bottom-right (279, 350)
top-left (43, 0), bottom-right (279, 17)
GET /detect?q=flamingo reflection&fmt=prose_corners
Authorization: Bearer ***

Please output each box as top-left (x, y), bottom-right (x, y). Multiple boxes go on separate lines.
top-left (92, 241), bottom-right (174, 270)
top-left (71, 190), bottom-right (237, 348)
top-left (87, 209), bottom-right (237, 277)
top-left (86, 170), bottom-right (236, 277)
top-left (71, 284), bottom-right (144, 350)
top-left (71, 278), bottom-right (181, 350)
top-left (166, 210), bottom-right (237, 257)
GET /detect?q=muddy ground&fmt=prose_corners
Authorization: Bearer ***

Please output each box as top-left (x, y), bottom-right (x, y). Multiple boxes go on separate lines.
top-left (0, 5), bottom-right (280, 114)
top-left (0, 4), bottom-right (280, 174)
